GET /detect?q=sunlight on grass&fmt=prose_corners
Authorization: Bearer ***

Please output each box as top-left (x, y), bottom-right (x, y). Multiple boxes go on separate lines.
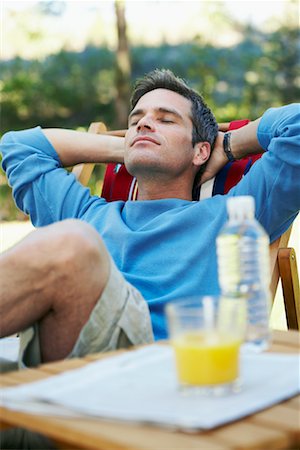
top-left (0, 220), bottom-right (34, 254)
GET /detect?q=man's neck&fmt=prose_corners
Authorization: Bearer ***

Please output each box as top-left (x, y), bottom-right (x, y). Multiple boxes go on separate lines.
top-left (136, 179), bottom-right (193, 201)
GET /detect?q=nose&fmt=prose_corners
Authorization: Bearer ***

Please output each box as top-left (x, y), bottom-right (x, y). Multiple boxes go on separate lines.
top-left (137, 114), bottom-right (155, 132)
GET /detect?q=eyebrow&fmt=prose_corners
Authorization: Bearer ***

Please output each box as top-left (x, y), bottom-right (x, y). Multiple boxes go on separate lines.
top-left (128, 107), bottom-right (185, 122)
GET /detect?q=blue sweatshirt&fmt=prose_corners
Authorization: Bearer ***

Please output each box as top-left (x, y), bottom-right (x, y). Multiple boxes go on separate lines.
top-left (1, 104), bottom-right (299, 339)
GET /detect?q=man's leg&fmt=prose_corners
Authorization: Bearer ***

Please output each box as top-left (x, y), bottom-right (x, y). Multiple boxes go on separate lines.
top-left (1, 219), bottom-right (154, 450)
top-left (0, 219), bottom-right (110, 363)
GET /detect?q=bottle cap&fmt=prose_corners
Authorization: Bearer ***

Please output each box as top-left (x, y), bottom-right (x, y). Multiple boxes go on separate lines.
top-left (227, 196), bottom-right (255, 220)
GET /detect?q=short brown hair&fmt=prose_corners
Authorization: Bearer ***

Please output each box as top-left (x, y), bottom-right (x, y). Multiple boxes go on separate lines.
top-left (131, 69), bottom-right (218, 148)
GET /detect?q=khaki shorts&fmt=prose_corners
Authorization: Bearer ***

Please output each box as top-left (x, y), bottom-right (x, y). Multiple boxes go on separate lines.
top-left (18, 257), bottom-right (154, 368)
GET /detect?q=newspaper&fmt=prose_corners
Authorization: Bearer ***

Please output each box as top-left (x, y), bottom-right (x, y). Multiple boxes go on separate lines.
top-left (1, 345), bottom-right (299, 430)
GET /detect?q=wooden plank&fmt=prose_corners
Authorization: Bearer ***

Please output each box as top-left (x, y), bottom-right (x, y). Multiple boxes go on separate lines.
top-left (40, 350), bottom-right (131, 373)
top-left (71, 122), bottom-right (107, 187)
top-left (0, 409), bottom-right (126, 450)
top-left (249, 404), bottom-right (300, 446)
top-left (0, 408), bottom-right (229, 450)
top-left (1, 369), bottom-right (50, 386)
top-left (0, 421), bottom-right (13, 431)
top-left (213, 420), bottom-right (289, 450)
top-left (278, 247), bottom-right (300, 330)
top-left (267, 343), bottom-right (300, 354)
top-left (284, 396), bottom-right (300, 410)
top-left (53, 420), bottom-right (230, 450)
top-left (0, 398), bottom-right (296, 450)
top-left (1, 376), bottom-right (24, 387)
top-left (272, 330), bottom-right (300, 348)
top-left (39, 357), bottom-right (88, 374)
top-left (0, 370), bottom-right (51, 432)
top-left (52, 441), bottom-right (85, 450)
top-left (84, 349), bottom-right (129, 361)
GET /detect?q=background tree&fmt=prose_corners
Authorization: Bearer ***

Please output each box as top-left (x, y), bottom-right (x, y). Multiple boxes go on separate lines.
top-left (114, 0), bottom-right (131, 128)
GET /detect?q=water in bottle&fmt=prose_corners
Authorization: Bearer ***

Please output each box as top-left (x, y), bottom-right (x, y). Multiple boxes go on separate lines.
top-left (216, 196), bottom-right (271, 351)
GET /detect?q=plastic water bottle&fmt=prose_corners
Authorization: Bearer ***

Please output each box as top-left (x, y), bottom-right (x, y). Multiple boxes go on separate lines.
top-left (216, 196), bottom-right (271, 351)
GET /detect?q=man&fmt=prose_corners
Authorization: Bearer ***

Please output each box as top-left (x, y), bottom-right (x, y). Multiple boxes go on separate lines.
top-left (1, 69), bottom-right (299, 368)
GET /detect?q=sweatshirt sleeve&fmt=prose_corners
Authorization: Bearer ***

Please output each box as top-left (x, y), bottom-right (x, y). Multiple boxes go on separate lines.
top-left (257, 103), bottom-right (300, 162)
top-left (229, 103), bottom-right (300, 242)
top-left (0, 126), bottom-right (104, 226)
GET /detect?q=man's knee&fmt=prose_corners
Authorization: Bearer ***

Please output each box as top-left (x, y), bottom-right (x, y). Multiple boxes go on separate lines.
top-left (19, 219), bottom-right (110, 303)
top-left (52, 219), bottom-right (109, 270)
top-left (47, 220), bottom-right (110, 298)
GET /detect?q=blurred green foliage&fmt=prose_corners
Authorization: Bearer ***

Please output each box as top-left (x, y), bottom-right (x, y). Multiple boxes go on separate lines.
top-left (1, 24), bottom-right (299, 134)
top-left (1, 22), bottom-right (299, 220)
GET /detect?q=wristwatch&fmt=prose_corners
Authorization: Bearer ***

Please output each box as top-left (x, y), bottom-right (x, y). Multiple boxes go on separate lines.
top-left (223, 132), bottom-right (235, 162)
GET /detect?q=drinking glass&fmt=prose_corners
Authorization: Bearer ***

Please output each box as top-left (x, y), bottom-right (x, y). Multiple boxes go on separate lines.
top-left (166, 295), bottom-right (247, 394)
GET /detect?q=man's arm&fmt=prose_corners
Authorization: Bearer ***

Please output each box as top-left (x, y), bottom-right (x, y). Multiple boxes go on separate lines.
top-left (42, 128), bottom-right (124, 167)
top-left (200, 118), bottom-right (263, 185)
top-left (0, 126), bottom-right (125, 226)
top-left (203, 104), bottom-right (300, 242)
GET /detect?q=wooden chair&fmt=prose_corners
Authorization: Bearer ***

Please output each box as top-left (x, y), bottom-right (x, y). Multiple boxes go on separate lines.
top-left (72, 121), bottom-right (300, 331)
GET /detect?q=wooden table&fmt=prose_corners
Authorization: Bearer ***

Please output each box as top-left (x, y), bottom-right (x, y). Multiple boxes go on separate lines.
top-left (1, 330), bottom-right (299, 450)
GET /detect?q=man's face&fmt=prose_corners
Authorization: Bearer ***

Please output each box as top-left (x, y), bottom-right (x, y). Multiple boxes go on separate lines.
top-left (124, 88), bottom-right (196, 181)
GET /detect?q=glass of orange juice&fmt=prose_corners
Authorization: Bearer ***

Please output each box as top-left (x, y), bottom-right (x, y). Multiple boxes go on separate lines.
top-left (166, 296), bottom-right (246, 394)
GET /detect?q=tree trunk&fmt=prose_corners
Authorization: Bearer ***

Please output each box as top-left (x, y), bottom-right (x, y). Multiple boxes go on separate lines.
top-left (114, 0), bottom-right (131, 128)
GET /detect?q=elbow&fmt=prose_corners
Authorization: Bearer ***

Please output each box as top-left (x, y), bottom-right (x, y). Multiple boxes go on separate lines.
top-left (0, 130), bottom-right (19, 166)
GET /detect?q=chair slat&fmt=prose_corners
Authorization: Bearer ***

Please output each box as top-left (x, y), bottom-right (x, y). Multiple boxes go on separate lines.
top-left (278, 247), bottom-right (300, 329)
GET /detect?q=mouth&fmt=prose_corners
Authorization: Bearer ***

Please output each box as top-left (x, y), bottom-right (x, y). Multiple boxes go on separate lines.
top-left (131, 136), bottom-right (160, 147)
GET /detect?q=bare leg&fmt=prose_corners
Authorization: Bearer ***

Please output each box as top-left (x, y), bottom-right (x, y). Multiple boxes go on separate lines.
top-left (0, 219), bottom-right (110, 362)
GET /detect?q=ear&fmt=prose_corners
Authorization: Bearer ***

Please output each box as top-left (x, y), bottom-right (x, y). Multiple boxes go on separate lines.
top-left (192, 142), bottom-right (211, 167)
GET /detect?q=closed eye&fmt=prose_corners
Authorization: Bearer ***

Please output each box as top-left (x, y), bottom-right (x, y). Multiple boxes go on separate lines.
top-left (159, 118), bottom-right (174, 123)
top-left (129, 118), bottom-right (142, 126)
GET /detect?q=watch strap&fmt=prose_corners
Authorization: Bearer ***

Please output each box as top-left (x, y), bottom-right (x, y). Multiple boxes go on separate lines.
top-left (223, 132), bottom-right (236, 162)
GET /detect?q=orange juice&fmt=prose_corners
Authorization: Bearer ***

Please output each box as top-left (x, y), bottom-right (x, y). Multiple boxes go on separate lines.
top-left (173, 332), bottom-right (241, 385)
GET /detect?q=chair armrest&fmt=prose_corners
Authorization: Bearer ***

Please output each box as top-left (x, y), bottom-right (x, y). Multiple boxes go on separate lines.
top-left (269, 227), bottom-right (292, 300)
top-left (278, 247), bottom-right (300, 330)
top-left (71, 122), bottom-right (108, 186)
